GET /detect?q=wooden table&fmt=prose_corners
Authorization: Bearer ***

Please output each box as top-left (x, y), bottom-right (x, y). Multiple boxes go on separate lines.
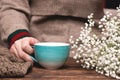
top-left (1, 57), bottom-right (116, 80)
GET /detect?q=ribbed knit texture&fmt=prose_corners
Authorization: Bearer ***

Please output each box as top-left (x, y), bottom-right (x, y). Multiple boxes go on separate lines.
top-left (7, 29), bottom-right (32, 48)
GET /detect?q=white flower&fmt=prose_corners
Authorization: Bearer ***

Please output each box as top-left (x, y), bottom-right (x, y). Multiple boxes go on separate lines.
top-left (69, 6), bottom-right (120, 79)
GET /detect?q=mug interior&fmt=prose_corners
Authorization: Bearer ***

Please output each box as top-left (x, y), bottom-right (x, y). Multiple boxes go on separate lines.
top-left (34, 42), bottom-right (70, 46)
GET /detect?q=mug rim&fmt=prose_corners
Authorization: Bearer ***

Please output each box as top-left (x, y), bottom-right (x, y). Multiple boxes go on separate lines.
top-left (34, 42), bottom-right (70, 46)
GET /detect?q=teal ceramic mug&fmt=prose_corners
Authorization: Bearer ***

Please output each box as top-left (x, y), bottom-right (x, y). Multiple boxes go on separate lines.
top-left (31, 42), bottom-right (70, 69)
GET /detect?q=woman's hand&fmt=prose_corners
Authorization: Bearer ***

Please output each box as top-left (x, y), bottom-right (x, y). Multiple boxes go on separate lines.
top-left (10, 37), bottom-right (39, 62)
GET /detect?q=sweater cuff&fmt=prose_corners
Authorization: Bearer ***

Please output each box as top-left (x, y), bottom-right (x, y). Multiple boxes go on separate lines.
top-left (7, 29), bottom-right (32, 48)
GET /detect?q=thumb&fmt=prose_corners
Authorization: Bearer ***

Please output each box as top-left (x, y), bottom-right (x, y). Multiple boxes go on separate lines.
top-left (29, 37), bottom-right (39, 45)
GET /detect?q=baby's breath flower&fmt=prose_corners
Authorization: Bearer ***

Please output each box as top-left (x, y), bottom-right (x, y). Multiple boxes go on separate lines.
top-left (69, 6), bottom-right (120, 79)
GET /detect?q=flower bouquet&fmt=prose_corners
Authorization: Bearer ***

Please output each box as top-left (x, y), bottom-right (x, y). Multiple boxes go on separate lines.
top-left (69, 6), bottom-right (120, 79)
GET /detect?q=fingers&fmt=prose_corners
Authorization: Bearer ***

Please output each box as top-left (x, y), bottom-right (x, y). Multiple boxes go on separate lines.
top-left (29, 37), bottom-right (39, 45)
top-left (10, 45), bottom-right (20, 58)
top-left (22, 40), bottom-right (34, 54)
top-left (14, 40), bottom-right (33, 62)
top-left (22, 37), bottom-right (39, 54)
top-left (9, 37), bottom-right (39, 62)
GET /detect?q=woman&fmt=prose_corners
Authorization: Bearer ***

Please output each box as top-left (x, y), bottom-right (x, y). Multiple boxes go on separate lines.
top-left (0, 0), bottom-right (104, 62)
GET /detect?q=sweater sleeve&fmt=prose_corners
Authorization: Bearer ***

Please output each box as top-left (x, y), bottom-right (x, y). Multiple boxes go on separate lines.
top-left (0, 0), bottom-right (31, 47)
top-left (7, 29), bottom-right (32, 48)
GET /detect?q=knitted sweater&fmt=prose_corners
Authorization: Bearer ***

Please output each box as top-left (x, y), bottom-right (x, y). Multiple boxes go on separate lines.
top-left (0, 0), bottom-right (104, 48)
top-left (0, 45), bottom-right (32, 77)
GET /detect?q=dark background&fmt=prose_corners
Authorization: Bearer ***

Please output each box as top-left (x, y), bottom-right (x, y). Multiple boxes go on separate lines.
top-left (105, 0), bottom-right (120, 9)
